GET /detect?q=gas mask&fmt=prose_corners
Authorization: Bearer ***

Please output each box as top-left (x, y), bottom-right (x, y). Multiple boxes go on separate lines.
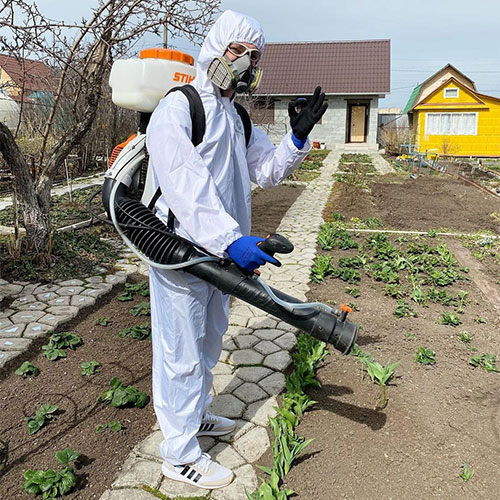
top-left (207, 53), bottom-right (262, 94)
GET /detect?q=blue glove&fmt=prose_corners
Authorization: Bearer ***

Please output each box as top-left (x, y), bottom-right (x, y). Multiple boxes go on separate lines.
top-left (226, 236), bottom-right (278, 272)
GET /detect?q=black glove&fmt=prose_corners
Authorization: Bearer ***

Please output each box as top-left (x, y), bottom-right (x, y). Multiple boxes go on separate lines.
top-left (288, 86), bottom-right (328, 140)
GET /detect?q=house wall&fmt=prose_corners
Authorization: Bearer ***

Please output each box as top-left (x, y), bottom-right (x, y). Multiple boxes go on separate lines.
top-left (416, 81), bottom-right (500, 156)
top-left (0, 67), bottom-right (19, 97)
top-left (257, 95), bottom-right (380, 148)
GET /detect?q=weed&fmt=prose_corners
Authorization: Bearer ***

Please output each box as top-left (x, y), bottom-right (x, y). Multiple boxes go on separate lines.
top-left (24, 448), bottom-right (79, 498)
top-left (129, 301), bottom-right (151, 317)
top-left (427, 229), bottom-right (437, 238)
top-left (460, 463), bottom-right (475, 482)
top-left (458, 331), bottom-right (472, 344)
top-left (406, 332), bottom-right (416, 340)
top-left (469, 354), bottom-right (499, 372)
top-left (349, 344), bottom-right (374, 363)
top-left (118, 282), bottom-right (150, 302)
top-left (42, 332), bottom-right (81, 361)
top-left (310, 254), bottom-right (335, 283)
top-left (384, 283), bottom-right (407, 299)
top-left (98, 377), bottom-right (149, 408)
top-left (15, 361), bottom-right (39, 378)
top-left (25, 404), bottom-right (59, 435)
top-left (474, 316), bottom-right (487, 324)
top-left (95, 317), bottom-right (111, 326)
top-left (415, 347), bottom-right (436, 365)
top-left (345, 287), bottom-right (360, 298)
top-left (347, 302), bottom-right (359, 312)
top-left (81, 361), bottom-right (100, 376)
top-left (329, 212), bottom-right (344, 222)
top-left (441, 312), bottom-right (462, 327)
top-left (118, 324), bottom-right (151, 340)
top-left (394, 300), bottom-right (417, 318)
top-left (95, 421), bottom-right (123, 433)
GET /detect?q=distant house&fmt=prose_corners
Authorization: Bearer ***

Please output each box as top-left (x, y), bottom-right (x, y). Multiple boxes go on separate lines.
top-left (0, 54), bottom-right (54, 103)
top-left (404, 64), bottom-right (500, 157)
top-left (251, 40), bottom-right (391, 150)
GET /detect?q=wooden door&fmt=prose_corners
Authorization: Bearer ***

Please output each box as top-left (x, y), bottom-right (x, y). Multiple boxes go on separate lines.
top-left (350, 105), bottom-right (366, 142)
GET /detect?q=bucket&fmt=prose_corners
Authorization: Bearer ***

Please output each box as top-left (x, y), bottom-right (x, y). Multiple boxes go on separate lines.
top-left (320, 142), bottom-right (326, 150)
top-left (312, 141), bottom-right (320, 149)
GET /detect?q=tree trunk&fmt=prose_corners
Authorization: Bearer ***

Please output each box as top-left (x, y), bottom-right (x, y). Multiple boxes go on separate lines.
top-left (0, 122), bottom-right (51, 257)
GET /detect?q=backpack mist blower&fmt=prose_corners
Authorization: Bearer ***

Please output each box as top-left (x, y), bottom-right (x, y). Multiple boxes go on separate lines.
top-left (102, 48), bottom-right (358, 354)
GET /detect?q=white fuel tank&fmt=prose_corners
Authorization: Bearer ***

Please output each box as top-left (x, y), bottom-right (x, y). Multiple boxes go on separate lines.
top-left (109, 48), bottom-right (197, 113)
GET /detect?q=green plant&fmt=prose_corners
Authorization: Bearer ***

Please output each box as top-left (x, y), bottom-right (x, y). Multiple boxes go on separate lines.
top-left (441, 312), bottom-right (462, 327)
top-left (473, 316), bottom-right (487, 324)
top-left (95, 421), bottom-right (123, 433)
top-left (15, 361), bottom-right (39, 378)
top-left (95, 317), bottom-right (111, 326)
top-left (129, 301), bottom-right (151, 317)
top-left (394, 300), bottom-right (417, 318)
top-left (310, 254), bottom-right (335, 283)
top-left (24, 448), bottom-right (79, 499)
top-left (363, 360), bottom-right (399, 408)
top-left (118, 324), bottom-right (151, 340)
top-left (384, 283), bottom-right (407, 299)
top-left (80, 361), bottom-right (100, 376)
top-left (317, 223), bottom-right (358, 250)
top-left (415, 347), bottom-right (436, 365)
top-left (345, 287), bottom-right (360, 298)
top-left (118, 281), bottom-right (150, 301)
top-left (426, 229), bottom-right (437, 238)
top-left (25, 404), bottom-right (59, 435)
top-left (349, 344), bottom-right (374, 363)
top-left (42, 332), bottom-right (81, 361)
top-left (98, 377), bottom-right (149, 408)
top-left (406, 332), bottom-right (416, 340)
top-left (363, 217), bottom-right (384, 229)
top-left (329, 211), bottom-right (344, 222)
top-left (460, 463), bottom-right (475, 482)
top-left (458, 330), bottom-right (472, 344)
top-left (469, 354), bottom-right (499, 372)
top-left (410, 286), bottom-right (427, 305)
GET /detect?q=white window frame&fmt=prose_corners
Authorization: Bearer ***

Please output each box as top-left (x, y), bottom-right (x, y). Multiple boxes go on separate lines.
top-left (424, 112), bottom-right (478, 135)
top-left (444, 87), bottom-right (459, 98)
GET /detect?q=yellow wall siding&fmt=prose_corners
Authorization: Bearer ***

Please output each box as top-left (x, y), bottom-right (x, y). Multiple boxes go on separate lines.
top-left (416, 83), bottom-right (500, 156)
top-left (0, 67), bottom-right (20, 96)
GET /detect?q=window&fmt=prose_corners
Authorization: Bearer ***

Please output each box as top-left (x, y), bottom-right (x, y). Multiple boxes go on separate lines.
top-left (444, 88), bottom-right (459, 98)
top-left (425, 113), bottom-right (477, 135)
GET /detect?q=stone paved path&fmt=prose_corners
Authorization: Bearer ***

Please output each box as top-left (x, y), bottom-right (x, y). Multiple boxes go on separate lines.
top-left (370, 152), bottom-right (395, 174)
top-left (100, 151), bottom-right (344, 500)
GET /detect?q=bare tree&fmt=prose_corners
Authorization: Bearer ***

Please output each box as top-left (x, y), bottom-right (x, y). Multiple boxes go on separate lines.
top-left (0, 0), bottom-right (219, 260)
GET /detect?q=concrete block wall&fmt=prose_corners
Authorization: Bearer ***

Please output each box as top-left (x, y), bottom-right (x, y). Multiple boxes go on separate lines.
top-left (258, 95), bottom-right (380, 149)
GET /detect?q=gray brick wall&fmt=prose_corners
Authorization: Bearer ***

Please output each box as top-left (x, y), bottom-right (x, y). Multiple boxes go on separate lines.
top-left (257, 95), bottom-right (380, 149)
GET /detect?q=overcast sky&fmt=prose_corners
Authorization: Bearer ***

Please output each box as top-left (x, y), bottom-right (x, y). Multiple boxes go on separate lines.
top-left (34, 0), bottom-right (500, 108)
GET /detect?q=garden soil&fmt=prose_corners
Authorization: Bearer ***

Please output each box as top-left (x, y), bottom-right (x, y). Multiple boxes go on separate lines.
top-left (0, 184), bottom-right (303, 500)
top-left (280, 175), bottom-right (500, 500)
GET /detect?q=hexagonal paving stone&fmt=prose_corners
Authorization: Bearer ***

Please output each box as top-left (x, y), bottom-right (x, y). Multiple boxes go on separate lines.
top-left (105, 274), bottom-right (127, 285)
top-left (70, 295), bottom-right (96, 308)
top-left (85, 276), bottom-right (104, 284)
top-left (254, 340), bottom-right (281, 355)
top-left (33, 284), bottom-right (61, 295)
top-left (36, 291), bottom-right (60, 302)
top-left (212, 374), bottom-right (243, 395)
top-left (225, 326), bottom-right (253, 337)
top-left (111, 456), bottom-right (162, 489)
top-left (247, 316), bottom-right (278, 329)
top-left (229, 349), bottom-right (263, 367)
top-left (212, 361), bottom-right (234, 375)
top-left (45, 306), bottom-right (79, 318)
top-left (253, 328), bottom-right (285, 341)
top-left (233, 382), bottom-right (268, 404)
top-left (80, 287), bottom-right (108, 298)
top-left (16, 301), bottom-right (48, 312)
top-left (0, 284), bottom-right (23, 296)
top-left (258, 372), bottom-right (286, 395)
top-left (273, 331), bottom-right (297, 351)
top-left (17, 283), bottom-right (40, 297)
top-left (159, 476), bottom-right (206, 499)
top-left (243, 397), bottom-right (278, 426)
top-left (233, 425), bottom-right (270, 463)
top-left (0, 337), bottom-right (32, 351)
top-left (218, 418), bottom-right (255, 444)
top-left (38, 314), bottom-right (72, 328)
top-left (222, 337), bottom-right (237, 351)
top-left (101, 488), bottom-right (154, 500)
top-left (56, 286), bottom-right (85, 297)
top-left (10, 295), bottom-right (36, 308)
top-left (48, 296), bottom-right (71, 307)
top-left (10, 311), bottom-right (45, 324)
top-left (211, 464), bottom-right (258, 500)
top-left (57, 279), bottom-right (85, 287)
top-left (0, 350), bottom-right (20, 368)
top-left (209, 443), bottom-right (246, 469)
top-left (0, 309), bottom-right (14, 319)
top-left (85, 282), bottom-right (112, 293)
top-left (233, 334), bottom-right (259, 349)
top-left (209, 394), bottom-right (246, 419)
top-left (24, 322), bottom-right (53, 339)
top-left (0, 317), bottom-right (13, 329)
top-left (263, 351), bottom-right (291, 371)
top-left (227, 314), bottom-right (249, 327)
top-left (235, 366), bottom-right (273, 383)
top-left (0, 323), bottom-right (26, 338)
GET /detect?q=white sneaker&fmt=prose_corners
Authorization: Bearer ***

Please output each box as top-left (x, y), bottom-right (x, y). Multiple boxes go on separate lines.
top-left (197, 410), bottom-right (236, 437)
top-left (162, 452), bottom-right (234, 489)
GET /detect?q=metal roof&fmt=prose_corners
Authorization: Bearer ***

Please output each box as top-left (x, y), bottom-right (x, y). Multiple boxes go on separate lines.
top-left (254, 40), bottom-right (391, 96)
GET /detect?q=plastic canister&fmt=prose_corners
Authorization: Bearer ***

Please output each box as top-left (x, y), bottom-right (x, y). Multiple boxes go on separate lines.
top-left (109, 48), bottom-right (197, 113)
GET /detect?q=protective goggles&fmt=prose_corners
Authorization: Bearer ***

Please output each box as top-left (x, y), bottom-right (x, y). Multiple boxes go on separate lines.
top-left (226, 42), bottom-right (261, 63)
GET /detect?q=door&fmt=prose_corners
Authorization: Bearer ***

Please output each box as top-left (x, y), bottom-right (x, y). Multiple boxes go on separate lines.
top-left (349, 105), bottom-right (367, 142)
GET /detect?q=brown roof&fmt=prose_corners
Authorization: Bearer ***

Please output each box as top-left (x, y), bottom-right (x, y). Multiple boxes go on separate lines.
top-left (0, 54), bottom-right (55, 96)
top-left (255, 40), bottom-right (390, 96)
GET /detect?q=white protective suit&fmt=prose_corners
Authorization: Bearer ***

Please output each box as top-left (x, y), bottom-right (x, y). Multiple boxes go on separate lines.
top-left (146, 10), bottom-right (311, 465)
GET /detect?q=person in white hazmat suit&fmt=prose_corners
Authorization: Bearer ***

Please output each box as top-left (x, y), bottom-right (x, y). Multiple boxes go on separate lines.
top-left (146, 10), bottom-right (327, 489)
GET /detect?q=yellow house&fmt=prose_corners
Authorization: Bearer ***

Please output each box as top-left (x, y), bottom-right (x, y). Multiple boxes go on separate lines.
top-left (404, 64), bottom-right (500, 157)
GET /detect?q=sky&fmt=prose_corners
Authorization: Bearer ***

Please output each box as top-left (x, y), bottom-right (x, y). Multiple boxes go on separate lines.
top-left (33, 0), bottom-right (500, 109)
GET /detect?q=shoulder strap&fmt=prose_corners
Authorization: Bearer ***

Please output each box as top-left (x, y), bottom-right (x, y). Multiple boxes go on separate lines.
top-left (234, 102), bottom-right (252, 148)
top-left (148, 85), bottom-right (206, 214)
